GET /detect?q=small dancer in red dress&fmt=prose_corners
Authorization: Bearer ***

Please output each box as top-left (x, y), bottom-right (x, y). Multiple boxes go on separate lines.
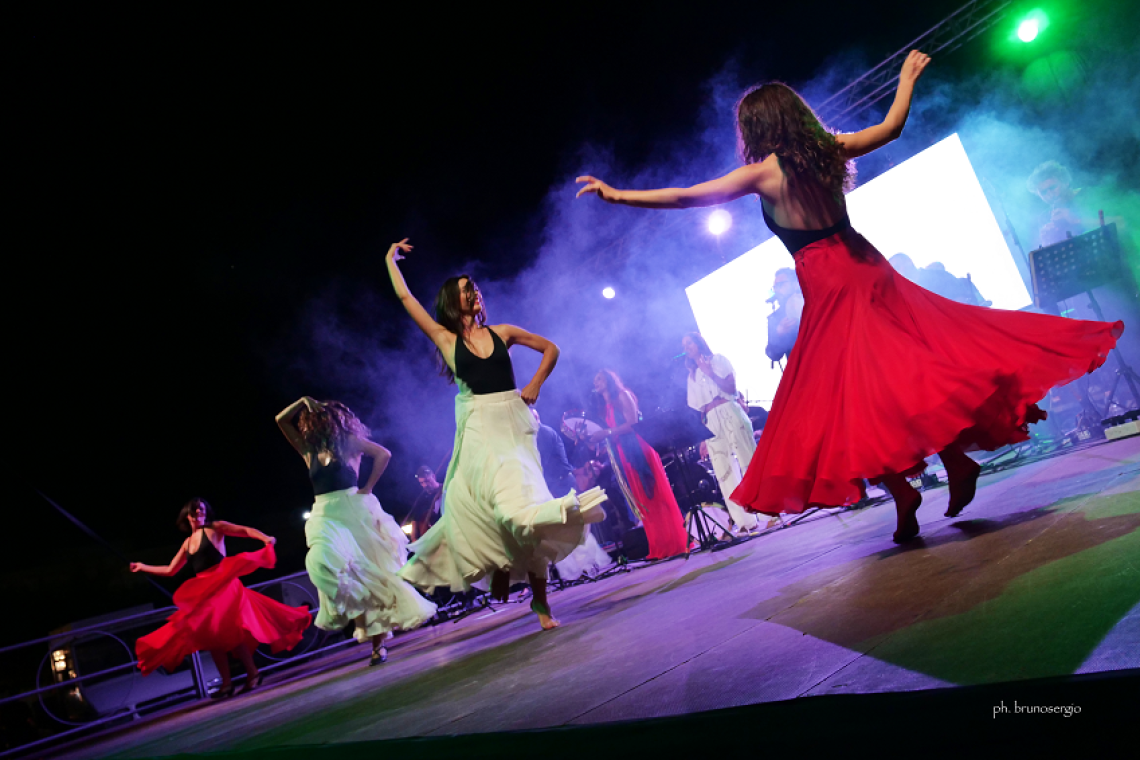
top-left (577, 51), bottom-right (1122, 542)
top-left (131, 499), bottom-right (311, 697)
top-left (589, 369), bottom-right (690, 559)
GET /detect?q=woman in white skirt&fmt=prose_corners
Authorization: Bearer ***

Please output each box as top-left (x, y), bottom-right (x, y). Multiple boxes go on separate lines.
top-left (385, 238), bottom-right (607, 630)
top-left (276, 396), bottom-right (436, 665)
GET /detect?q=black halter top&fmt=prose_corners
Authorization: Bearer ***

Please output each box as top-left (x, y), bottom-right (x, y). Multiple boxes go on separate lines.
top-left (309, 455), bottom-right (358, 496)
top-left (762, 205), bottom-right (851, 254)
top-left (188, 528), bottom-right (224, 575)
top-left (454, 327), bottom-right (516, 394)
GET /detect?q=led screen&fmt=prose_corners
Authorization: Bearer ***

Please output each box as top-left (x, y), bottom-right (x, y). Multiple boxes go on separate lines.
top-left (686, 133), bottom-right (1030, 406)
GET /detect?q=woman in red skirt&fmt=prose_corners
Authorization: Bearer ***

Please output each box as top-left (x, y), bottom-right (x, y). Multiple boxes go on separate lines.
top-left (589, 369), bottom-right (690, 559)
top-left (577, 51), bottom-right (1122, 542)
top-left (131, 499), bottom-right (311, 697)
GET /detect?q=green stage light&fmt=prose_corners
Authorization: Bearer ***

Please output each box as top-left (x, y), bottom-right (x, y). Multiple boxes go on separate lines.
top-left (1013, 9), bottom-right (1049, 44)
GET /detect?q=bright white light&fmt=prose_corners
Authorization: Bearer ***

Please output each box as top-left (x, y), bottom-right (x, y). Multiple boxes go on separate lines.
top-left (401, 524), bottom-right (414, 535)
top-left (602, 287), bottom-right (616, 299)
top-left (1017, 19), bottom-right (1039, 42)
top-left (302, 511), bottom-right (311, 520)
top-left (708, 209), bottom-right (732, 236)
top-left (686, 133), bottom-right (1030, 408)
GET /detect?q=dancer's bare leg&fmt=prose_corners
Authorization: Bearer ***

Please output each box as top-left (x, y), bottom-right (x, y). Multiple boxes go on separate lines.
top-left (490, 569), bottom-right (510, 603)
top-left (233, 644), bottom-right (261, 691)
top-left (939, 444), bottom-right (980, 517)
top-left (882, 474), bottom-right (922, 543)
top-left (209, 649), bottom-right (233, 696)
top-left (528, 572), bottom-right (559, 630)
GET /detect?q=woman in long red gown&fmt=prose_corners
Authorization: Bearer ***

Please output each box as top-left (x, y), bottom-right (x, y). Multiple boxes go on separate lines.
top-left (131, 499), bottom-right (311, 697)
top-left (590, 369), bottom-right (690, 559)
top-left (577, 51), bottom-right (1123, 542)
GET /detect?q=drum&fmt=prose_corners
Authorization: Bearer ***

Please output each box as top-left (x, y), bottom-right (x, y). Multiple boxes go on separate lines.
top-left (561, 410), bottom-right (604, 457)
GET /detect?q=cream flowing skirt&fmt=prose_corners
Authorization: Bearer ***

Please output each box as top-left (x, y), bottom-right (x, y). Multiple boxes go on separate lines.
top-left (399, 390), bottom-right (590, 592)
top-left (305, 488), bottom-right (436, 641)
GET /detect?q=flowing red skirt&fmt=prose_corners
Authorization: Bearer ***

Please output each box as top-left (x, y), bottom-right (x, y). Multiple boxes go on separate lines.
top-left (607, 407), bottom-right (690, 559)
top-left (136, 545), bottom-right (312, 676)
top-left (732, 229), bottom-right (1123, 515)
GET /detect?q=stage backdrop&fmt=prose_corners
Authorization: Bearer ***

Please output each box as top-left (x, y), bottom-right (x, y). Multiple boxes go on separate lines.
top-left (686, 133), bottom-right (1030, 407)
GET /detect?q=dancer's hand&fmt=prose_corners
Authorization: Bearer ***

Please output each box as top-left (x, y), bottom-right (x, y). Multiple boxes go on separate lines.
top-left (575, 176), bottom-right (621, 203)
top-left (900, 50), bottom-right (930, 86)
top-left (302, 397), bottom-right (323, 412)
top-left (357, 487), bottom-right (372, 496)
top-left (520, 381), bottom-right (542, 405)
top-left (695, 355), bottom-right (713, 375)
top-left (129, 562), bottom-right (142, 572)
top-left (263, 536), bottom-right (276, 546)
top-left (387, 238), bottom-right (412, 262)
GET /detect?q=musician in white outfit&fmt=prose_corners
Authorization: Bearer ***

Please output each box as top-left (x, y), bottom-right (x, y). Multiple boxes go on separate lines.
top-left (683, 333), bottom-right (761, 534)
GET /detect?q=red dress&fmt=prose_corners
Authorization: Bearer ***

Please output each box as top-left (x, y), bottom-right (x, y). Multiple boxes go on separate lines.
top-left (136, 543), bottom-right (312, 676)
top-left (606, 403), bottom-right (690, 559)
top-left (732, 229), bottom-right (1123, 515)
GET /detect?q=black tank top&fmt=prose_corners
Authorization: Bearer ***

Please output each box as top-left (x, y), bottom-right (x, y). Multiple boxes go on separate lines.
top-left (309, 456), bottom-right (358, 496)
top-left (763, 205), bottom-right (851, 253)
top-left (188, 528), bottom-right (224, 575)
top-left (454, 328), bottom-right (517, 394)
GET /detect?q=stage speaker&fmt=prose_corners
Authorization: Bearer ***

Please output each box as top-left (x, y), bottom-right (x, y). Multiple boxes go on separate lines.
top-left (621, 527), bottom-right (649, 561)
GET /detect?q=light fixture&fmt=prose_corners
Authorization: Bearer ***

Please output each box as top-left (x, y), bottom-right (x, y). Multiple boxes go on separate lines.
top-left (602, 287), bottom-right (616, 299)
top-left (708, 209), bottom-right (732, 236)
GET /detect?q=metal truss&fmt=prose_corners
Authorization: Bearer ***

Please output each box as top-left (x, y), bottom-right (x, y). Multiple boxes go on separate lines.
top-left (817, 0), bottom-right (1013, 127)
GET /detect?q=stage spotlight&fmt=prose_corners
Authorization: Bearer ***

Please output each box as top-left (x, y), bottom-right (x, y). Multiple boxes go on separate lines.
top-left (401, 524), bottom-right (414, 536)
top-left (302, 510), bottom-right (311, 521)
top-left (602, 287), bottom-right (616, 299)
top-left (1017, 18), bottom-right (1039, 42)
top-left (708, 209), bottom-right (732, 236)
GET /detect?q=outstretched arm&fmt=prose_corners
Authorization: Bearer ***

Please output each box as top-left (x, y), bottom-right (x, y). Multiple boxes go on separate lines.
top-left (838, 50), bottom-right (930, 159)
top-left (211, 520), bottom-right (275, 545)
top-left (495, 324), bottom-right (559, 405)
top-left (353, 436), bottom-right (392, 495)
top-left (576, 162), bottom-right (768, 209)
top-left (276, 397), bottom-right (320, 456)
top-left (385, 239), bottom-right (455, 361)
top-left (130, 542), bottom-right (190, 577)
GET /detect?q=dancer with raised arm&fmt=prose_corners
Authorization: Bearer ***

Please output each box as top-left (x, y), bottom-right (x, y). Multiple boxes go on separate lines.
top-left (277, 397), bottom-right (435, 665)
top-left (577, 51), bottom-right (1122, 542)
top-left (131, 499), bottom-right (311, 697)
top-left (386, 238), bottom-right (606, 630)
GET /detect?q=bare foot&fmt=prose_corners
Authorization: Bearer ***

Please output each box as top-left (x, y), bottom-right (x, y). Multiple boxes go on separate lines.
top-left (537, 613), bottom-right (561, 630)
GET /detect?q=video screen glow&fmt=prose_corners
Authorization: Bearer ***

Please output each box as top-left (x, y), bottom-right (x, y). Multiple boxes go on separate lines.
top-left (685, 133), bottom-right (1030, 406)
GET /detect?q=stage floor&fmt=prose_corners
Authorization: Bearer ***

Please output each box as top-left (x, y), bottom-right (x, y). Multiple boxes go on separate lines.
top-left (54, 437), bottom-right (1139, 759)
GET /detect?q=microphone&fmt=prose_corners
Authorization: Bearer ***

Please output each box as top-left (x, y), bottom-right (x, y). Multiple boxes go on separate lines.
top-left (765, 294), bottom-right (778, 304)
top-left (672, 352), bottom-right (687, 360)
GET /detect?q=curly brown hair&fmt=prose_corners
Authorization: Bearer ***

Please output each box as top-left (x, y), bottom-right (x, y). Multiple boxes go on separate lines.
top-left (736, 83), bottom-right (855, 223)
top-left (296, 401), bottom-right (370, 457)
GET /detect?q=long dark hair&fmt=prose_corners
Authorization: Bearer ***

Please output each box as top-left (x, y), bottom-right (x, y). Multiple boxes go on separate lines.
top-left (736, 83), bottom-right (855, 225)
top-left (591, 369), bottom-right (639, 421)
top-left (176, 497), bottom-right (215, 534)
top-left (434, 275), bottom-right (486, 384)
top-left (683, 332), bottom-right (712, 379)
top-left (296, 401), bottom-right (370, 458)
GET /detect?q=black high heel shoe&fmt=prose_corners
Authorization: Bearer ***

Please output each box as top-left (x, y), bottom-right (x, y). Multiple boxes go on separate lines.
top-left (239, 673), bottom-right (261, 694)
top-left (210, 683), bottom-right (235, 699)
top-left (370, 645), bottom-right (388, 666)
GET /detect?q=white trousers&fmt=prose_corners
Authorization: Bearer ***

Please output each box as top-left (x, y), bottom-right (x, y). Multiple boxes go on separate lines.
top-left (704, 402), bottom-right (759, 530)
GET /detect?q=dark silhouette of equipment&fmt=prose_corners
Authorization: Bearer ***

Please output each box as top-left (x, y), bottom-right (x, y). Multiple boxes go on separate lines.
top-left (1029, 222), bottom-right (1139, 424)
